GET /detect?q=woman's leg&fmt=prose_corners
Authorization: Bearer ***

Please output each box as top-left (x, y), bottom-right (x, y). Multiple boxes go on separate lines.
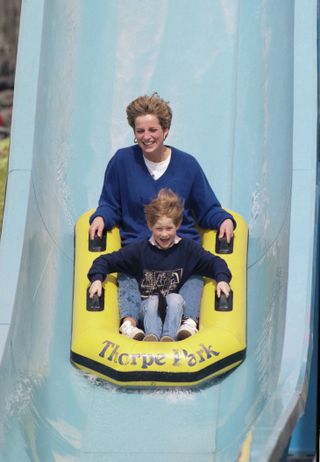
top-left (162, 293), bottom-right (184, 340)
top-left (178, 275), bottom-right (203, 321)
top-left (118, 273), bottom-right (141, 322)
top-left (118, 273), bottom-right (144, 339)
top-left (176, 276), bottom-right (203, 339)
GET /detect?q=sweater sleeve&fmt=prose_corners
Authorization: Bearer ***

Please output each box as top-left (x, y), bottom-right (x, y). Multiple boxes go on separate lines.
top-left (189, 160), bottom-right (236, 230)
top-left (188, 241), bottom-right (232, 283)
top-left (87, 244), bottom-right (141, 283)
top-left (89, 154), bottom-right (122, 228)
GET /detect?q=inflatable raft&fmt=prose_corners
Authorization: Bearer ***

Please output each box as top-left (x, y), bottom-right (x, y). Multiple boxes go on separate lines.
top-left (70, 210), bottom-right (248, 388)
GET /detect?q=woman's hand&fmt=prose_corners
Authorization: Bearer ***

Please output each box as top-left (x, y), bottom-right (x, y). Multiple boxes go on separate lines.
top-left (89, 280), bottom-right (102, 298)
top-left (89, 216), bottom-right (105, 240)
top-left (218, 218), bottom-right (234, 243)
top-left (216, 281), bottom-right (230, 298)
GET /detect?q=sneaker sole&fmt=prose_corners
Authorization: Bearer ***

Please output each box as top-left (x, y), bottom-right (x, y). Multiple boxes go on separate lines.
top-left (133, 332), bottom-right (145, 341)
top-left (177, 330), bottom-right (192, 341)
top-left (160, 336), bottom-right (174, 342)
top-left (143, 334), bottom-right (158, 342)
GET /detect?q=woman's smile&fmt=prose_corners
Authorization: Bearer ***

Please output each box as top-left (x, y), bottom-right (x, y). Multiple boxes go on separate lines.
top-left (135, 114), bottom-right (169, 162)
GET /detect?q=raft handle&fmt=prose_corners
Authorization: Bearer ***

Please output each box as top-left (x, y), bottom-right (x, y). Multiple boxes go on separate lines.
top-left (215, 289), bottom-right (233, 311)
top-left (89, 231), bottom-right (107, 252)
top-left (215, 234), bottom-right (234, 254)
top-left (87, 288), bottom-right (105, 311)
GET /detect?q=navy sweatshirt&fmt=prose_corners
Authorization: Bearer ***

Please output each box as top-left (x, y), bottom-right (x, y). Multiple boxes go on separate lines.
top-left (90, 145), bottom-right (236, 245)
top-left (88, 238), bottom-right (231, 299)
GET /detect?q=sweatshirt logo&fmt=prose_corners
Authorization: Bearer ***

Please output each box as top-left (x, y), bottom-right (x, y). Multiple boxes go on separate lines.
top-left (140, 268), bottom-right (183, 297)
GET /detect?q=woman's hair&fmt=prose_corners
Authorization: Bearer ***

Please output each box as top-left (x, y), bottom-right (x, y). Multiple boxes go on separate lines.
top-left (144, 188), bottom-right (184, 227)
top-left (126, 93), bottom-right (173, 130)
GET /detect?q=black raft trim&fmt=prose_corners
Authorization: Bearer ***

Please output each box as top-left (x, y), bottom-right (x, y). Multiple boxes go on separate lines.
top-left (70, 349), bottom-right (246, 384)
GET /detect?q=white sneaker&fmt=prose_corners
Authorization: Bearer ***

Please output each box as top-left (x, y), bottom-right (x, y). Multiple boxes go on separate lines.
top-left (176, 318), bottom-right (198, 340)
top-left (120, 320), bottom-right (145, 340)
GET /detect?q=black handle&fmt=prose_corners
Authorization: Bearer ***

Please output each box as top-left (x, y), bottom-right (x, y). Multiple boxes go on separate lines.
top-left (88, 231), bottom-right (107, 252)
top-left (215, 289), bottom-right (233, 311)
top-left (215, 234), bottom-right (234, 254)
top-left (87, 287), bottom-right (105, 311)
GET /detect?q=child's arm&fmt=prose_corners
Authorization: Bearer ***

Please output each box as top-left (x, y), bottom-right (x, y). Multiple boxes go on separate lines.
top-left (89, 280), bottom-right (102, 298)
top-left (87, 243), bottom-right (142, 292)
top-left (188, 240), bottom-right (232, 283)
top-left (216, 280), bottom-right (230, 298)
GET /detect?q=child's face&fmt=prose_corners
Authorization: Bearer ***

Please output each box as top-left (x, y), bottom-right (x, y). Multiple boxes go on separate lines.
top-left (149, 216), bottom-right (179, 249)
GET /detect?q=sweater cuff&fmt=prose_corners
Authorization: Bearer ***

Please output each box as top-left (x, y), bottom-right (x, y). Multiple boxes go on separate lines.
top-left (217, 213), bottom-right (237, 230)
top-left (216, 274), bottom-right (231, 284)
top-left (89, 210), bottom-right (105, 225)
top-left (89, 274), bottom-right (105, 283)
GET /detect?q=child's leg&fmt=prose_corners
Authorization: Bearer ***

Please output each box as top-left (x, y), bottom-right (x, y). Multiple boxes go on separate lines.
top-left (178, 275), bottom-right (203, 322)
top-left (162, 293), bottom-right (184, 340)
top-left (140, 295), bottom-right (162, 340)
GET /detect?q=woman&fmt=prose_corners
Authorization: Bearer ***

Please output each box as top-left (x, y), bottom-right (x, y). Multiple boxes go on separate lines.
top-left (89, 93), bottom-right (235, 340)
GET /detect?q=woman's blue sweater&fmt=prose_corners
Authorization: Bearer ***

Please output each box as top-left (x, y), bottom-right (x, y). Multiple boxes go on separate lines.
top-left (90, 145), bottom-right (235, 245)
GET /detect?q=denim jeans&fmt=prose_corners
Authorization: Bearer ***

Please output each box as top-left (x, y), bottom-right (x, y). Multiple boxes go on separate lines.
top-left (118, 273), bottom-right (203, 323)
top-left (141, 293), bottom-right (184, 340)
top-left (178, 275), bottom-right (204, 321)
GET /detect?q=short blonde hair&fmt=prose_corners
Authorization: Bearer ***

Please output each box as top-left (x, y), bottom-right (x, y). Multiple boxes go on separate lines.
top-left (126, 93), bottom-right (172, 130)
top-left (144, 188), bottom-right (184, 227)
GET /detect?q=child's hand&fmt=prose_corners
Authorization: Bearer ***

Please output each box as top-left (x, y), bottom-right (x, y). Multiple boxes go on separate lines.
top-left (216, 281), bottom-right (230, 298)
top-left (89, 216), bottom-right (105, 240)
top-left (89, 280), bottom-right (102, 298)
top-left (218, 218), bottom-right (234, 243)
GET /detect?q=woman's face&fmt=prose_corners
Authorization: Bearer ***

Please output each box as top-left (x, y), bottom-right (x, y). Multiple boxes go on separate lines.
top-left (134, 114), bottom-right (169, 160)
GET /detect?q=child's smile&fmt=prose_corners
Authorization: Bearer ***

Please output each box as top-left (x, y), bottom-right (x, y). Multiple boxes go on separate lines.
top-left (150, 216), bottom-right (179, 249)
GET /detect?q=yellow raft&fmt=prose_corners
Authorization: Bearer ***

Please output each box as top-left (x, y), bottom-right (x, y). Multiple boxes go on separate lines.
top-left (71, 210), bottom-right (248, 388)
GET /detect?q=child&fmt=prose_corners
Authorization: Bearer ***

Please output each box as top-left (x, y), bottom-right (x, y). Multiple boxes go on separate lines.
top-left (88, 189), bottom-right (231, 342)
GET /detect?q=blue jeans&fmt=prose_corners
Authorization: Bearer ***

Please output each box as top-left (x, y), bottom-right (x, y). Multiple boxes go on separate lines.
top-left (118, 273), bottom-right (203, 323)
top-left (178, 275), bottom-right (204, 321)
top-left (141, 293), bottom-right (184, 339)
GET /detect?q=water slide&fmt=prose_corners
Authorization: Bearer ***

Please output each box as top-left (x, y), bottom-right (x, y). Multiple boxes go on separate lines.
top-left (0, 1), bottom-right (318, 461)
